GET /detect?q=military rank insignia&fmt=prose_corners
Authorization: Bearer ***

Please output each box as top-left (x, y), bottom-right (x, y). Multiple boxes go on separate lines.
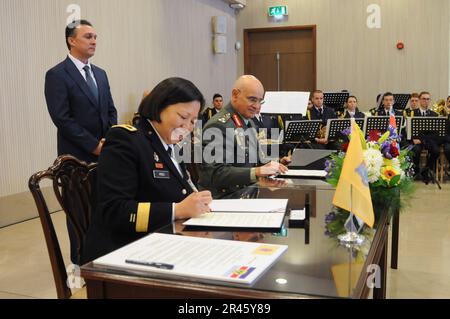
top-left (218, 113), bottom-right (231, 123)
top-left (232, 114), bottom-right (243, 128)
top-left (154, 152), bottom-right (160, 163)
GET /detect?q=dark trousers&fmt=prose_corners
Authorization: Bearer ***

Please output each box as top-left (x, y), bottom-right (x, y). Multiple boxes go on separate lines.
top-left (412, 141), bottom-right (440, 173)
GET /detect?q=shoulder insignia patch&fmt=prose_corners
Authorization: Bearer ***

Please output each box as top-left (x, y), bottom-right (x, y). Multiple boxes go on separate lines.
top-left (218, 113), bottom-right (231, 123)
top-left (112, 124), bottom-right (137, 132)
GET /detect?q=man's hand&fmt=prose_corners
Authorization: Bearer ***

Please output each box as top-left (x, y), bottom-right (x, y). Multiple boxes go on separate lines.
top-left (92, 138), bottom-right (106, 156)
top-left (315, 138), bottom-right (328, 145)
top-left (256, 161), bottom-right (288, 177)
top-left (413, 139), bottom-right (421, 145)
top-left (280, 156), bottom-right (292, 166)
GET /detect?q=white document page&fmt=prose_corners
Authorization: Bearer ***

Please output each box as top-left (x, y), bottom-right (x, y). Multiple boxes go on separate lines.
top-left (209, 198), bottom-right (288, 213)
top-left (94, 233), bottom-right (288, 285)
top-left (182, 212), bottom-right (285, 228)
top-left (281, 169), bottom-right (327, 178)
top-left (262, 91), bottom-right (309, 114)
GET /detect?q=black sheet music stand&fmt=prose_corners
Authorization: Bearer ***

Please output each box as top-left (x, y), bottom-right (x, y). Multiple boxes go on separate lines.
top-left (284, 120), bottom-right (322, 143)
top-left (393, 94), bottom-right (411, 111)
top-left (325, 118), bottom-right (365, 141)
top-left (407, 117), bottom-right (447, 140)
top-left (324, 92), bottom-right (350, 115)
top-left (364, 116), bottom-right (403, 137)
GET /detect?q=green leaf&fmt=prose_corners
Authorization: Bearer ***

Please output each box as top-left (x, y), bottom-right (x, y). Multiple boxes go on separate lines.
top-left (378, 131), bottom-right (390, 143)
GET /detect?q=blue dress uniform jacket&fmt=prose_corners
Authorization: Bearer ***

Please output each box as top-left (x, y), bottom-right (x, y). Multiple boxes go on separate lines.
top-left (45, 57), bottom-right (117, 163)
top-left (82, 119), bottom-right (193, 263)
top-left (198, 103), bottom-right (266, 198)
top-left (342, 110), bottom-right (366, 119)
top-left (373, 107), bottom-right (403, 117)
top-left (201, 107), bottom-right (219, 125)
top-left (305, 105), bottom-right (337, 123)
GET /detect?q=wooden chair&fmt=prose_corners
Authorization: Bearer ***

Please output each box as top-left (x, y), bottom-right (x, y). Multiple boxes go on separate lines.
top-left (28, 155), bottom-right (97, 299)
top-left (436, 145), bottom-right (449, 183)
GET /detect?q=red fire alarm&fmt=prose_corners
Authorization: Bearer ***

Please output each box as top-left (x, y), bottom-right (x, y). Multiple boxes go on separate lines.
top-left (396, 42), bottom-right (404, 50)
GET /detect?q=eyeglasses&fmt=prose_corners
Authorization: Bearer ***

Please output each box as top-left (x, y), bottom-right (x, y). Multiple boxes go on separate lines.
top-left (236, 89), bottom-right (265, 105)
top-left (246, 96), bottom-right (265, 105)
top-left (420, 97), bottom-right (431, 100)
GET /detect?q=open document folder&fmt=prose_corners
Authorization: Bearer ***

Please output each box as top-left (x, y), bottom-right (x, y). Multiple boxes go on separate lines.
top-left (94, 233), bottom-right (288, 285)
top-left (182, 199), bottom-right (289, 229)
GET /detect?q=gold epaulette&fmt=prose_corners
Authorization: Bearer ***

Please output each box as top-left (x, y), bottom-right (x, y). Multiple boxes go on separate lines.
top-left (307, 110), bottom-right (311, 120)
top-left (112, 124), bottom-right (137, 132)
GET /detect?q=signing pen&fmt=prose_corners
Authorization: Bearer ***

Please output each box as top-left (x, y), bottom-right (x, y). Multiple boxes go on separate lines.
top-left (125, 259), bottom-right (174, 270)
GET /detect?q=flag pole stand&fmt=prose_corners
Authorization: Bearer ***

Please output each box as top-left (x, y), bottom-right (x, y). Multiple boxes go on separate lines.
top-left (338, 184), bottom-right (365, 248)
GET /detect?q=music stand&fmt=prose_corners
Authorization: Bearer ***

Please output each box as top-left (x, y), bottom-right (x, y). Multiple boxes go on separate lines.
top-left (324, 92), bottom-right (350, 115)
top-left (325, 118), bottom-right (365, 141)
top-left (406, 117), bottom-right (447, 140)
top-left (364, 116), bottom-right (403, 137)
top-left (393, 94), bottom-right (411, 111)
top-left (284, 120), bottom-right (322, 143)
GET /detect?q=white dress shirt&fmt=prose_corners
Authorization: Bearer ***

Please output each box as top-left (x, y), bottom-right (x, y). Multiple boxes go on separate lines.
top-left (68, 53), bottom-right (98, 87)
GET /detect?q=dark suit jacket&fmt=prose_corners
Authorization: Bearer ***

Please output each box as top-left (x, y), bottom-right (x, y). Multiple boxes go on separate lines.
top-left (305, 106), bottom-right (337, 123)
top-left (201, 107), bottom-right (219, 125)
top-left (342, 110), bottom-right (365, 119)
top-left (374, 107), bottom-right (403, 117)
top-left (252, 114), bottom-right (274, 139)
top-left (45, 57), bottom-right (117, 163)
top-left (82, 120), bottom-right (194, 262)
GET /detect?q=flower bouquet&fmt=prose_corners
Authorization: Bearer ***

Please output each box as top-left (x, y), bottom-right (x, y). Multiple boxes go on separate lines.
top-left (324, 123), bottom-right (416, 245)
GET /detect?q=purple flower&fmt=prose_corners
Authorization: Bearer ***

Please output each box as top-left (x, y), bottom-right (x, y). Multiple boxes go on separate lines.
top-left (341, 127), bottom-right (351, 136)
top-left (325, 212), bottom-right (336, 224)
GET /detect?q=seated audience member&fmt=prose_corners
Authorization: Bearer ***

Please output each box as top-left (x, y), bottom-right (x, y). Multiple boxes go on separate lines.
top-left (410, 91), bottom-right (439, 182)
top-left (373, 92), bottom-right (403, 116)
top-left (201, 93), bottom-right (223, 124)
top-left (341, 95), bottom-right (365, 119)
top-left (444, 96), bottom-right (450, 164)
top-left (82, 77), bottom-right (213, 263)
top-left (403, 92), bottom-right (420, 117)
top-left (253, 110), bottom-right (275, 140)
top-left (304, 90), bottom-right (337, 148)
top-left (198, 75), bottom-right (291, 198)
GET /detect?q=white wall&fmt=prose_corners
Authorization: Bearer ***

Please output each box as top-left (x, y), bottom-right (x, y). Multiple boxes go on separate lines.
top-left (0, 0), bottom-right (238, 197)
top-left (236, 0), bottom-right (450, 110)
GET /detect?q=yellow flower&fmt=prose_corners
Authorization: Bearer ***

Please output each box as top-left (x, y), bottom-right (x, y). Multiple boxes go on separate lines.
top-left (380, 165), bottom-right (400, 182)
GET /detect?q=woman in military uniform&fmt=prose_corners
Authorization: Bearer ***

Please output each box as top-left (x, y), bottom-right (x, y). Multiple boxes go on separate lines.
top-left (341, 96), bottom-right (365, 119)
top-left (82, 77), bottom-right (212, 262)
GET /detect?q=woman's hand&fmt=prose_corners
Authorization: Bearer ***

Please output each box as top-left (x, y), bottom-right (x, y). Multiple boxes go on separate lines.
top-left (174, 191), bottom-right (212, 219)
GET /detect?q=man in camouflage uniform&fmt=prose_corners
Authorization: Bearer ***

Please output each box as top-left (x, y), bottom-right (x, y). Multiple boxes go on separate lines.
top-left (198, 75), bottom-right (291, 198)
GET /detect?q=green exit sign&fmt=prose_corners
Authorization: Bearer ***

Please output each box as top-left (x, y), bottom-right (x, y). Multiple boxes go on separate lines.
top-left (268, 5), bottom-right (288, 17)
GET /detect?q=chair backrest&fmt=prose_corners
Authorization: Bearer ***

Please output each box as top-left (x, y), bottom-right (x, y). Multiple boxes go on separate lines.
top-left (28, 155), bottom-right (97, 299)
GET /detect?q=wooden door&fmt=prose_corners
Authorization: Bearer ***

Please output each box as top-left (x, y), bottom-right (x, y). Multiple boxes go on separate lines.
top-left (244, 26), bottom-right (316, 92)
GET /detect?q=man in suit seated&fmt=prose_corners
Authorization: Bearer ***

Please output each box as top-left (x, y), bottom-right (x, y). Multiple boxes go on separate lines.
top-left (403, 92), bottom-right (420, 117)
top-left (198, 75), bottom-right (291, 198)
top-left (410, 92), bottom-right (439, 183)
top-left (373, 92), bottom-right (404, 116)
top-left (304, 90), bottom-right (337, 149)
top-left (201, 93), bottom-right (223, 125)
top-left (44, 19), bottom-right (117, 263)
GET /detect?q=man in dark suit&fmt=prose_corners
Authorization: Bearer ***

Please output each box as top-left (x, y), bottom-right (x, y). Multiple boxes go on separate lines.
top-left (45, 20), bottom-right (117, 164)
top-left (304, 90), bottom-right (337, 149)
top-left (201, 93), bottom-right (223, 125)
top-left (45, 20), bottom-right (117, 263)
top-left (373, 92), bottom-right (403, 116)
top-left (410, 92), bottom-right (439, 182)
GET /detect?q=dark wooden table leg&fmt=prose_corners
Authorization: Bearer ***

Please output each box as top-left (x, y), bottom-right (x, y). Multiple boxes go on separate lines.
top-left (374, 234), bottom-right (387, 299)
top-left (391, 209), bottom-right (399, 269)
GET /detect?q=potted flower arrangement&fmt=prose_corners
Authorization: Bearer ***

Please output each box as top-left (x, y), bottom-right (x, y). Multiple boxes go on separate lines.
top-left (324, 123), bottom-right (416, 245)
